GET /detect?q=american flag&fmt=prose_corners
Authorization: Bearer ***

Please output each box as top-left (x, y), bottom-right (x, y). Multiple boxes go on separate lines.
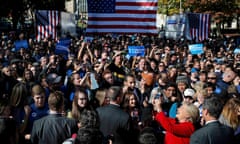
top-left (86, 0), bottom-right (158, 35)
top-left (187, 13), bottom-right (211, 41)
top-left (35, 10), bottom-right (60, 42)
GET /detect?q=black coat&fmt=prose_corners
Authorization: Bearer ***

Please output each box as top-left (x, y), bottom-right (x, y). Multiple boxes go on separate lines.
top-left (97, 104), bottom-right (131, 144)
top-left (190, 121), bottom-right (234, 144)
top-left (0, 117), bottom-right (16, 144)
top-left (0, 74), bottom-right (18, 100)
top-left (31, 114), bottom-right (78, 144)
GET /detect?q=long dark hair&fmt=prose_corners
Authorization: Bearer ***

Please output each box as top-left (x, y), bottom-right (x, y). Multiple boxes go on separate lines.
top-left (9, 83), bottom-right (28, 108)
top-left (72, 88), bottom-right (91, 120)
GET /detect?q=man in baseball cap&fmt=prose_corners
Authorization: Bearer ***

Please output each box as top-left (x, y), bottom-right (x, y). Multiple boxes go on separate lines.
top-left (183, 88), bottom-right (196, 104)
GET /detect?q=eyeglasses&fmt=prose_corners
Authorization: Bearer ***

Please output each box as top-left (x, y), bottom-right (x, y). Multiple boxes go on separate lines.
top-left (208, 77), bottom-right (216, 80)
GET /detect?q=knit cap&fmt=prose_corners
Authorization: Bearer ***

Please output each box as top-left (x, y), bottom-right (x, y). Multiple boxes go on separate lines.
top-left (176, 75), bottom-right (189, 85)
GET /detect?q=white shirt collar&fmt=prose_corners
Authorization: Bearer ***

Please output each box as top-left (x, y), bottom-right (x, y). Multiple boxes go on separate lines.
top-left (205, 119), bottom-right (218, 125)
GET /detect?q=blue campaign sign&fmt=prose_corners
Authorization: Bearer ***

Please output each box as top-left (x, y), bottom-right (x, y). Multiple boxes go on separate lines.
top-left (55, 38), bottom-right (71, 59)
top-left (58, 38), bottom-right (71, 46)
top-left (188, 43), bottom-right (204, 55)
top-left (14, 40), bottom-right (29, 51)
top-left (128, 46), bottom-right (145, 57)
top-left (84, 37), bottom-right (94, 43)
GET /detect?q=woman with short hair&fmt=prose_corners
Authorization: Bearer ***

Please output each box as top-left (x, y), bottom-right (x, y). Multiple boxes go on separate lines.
top-left (153, 97), bottom-right (200, 144)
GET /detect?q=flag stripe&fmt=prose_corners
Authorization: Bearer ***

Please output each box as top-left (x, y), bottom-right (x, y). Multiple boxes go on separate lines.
top-left (88, 21), bottom-right (155, 26)
top-left (87, 32), bottom-right (156, 35)
top-left (117, 0), bottom-right (156, 2)
top-left (86, 29), bottom-right (157, 33)
top-left (88, 25), bottom-right (156, 29)
top-left (88, 17), bottom-right (156, 22)
top-left (88, 13), bottom-right (156, 18)
top-left (115, 10), bottom-right (156, 14)
top-left (116, 2), bottom-right (158, 7)
top-left (86, 0), bottom-right (158, 35)
top-left (35, 10), bottom-right (60, 42)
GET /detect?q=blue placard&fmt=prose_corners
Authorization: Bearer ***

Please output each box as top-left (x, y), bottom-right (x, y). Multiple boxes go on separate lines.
top-left (128, 46), bottom-right (145, 57)
top-left (84, 37), bottom-right (94, 43)
top-left (55, 38), bottom-right (71, 59)
top-left (188, 43), bottom-right (203, 55)
top-left (58, 38), bottom-right (71, 46)
top-left (14, 40), bottom-right (29, 51)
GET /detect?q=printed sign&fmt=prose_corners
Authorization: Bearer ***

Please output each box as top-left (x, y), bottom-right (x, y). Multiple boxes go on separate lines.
top-left (128, 46), bottom-right (145, 57)
top-left (55, 38), bottom-right (71, 58)
top-left (14, 40), bottom-right (28, 51)
top-left (84, 37), bottom-right (94, 43)
top-left (188, 43), bottom-right (203, 55)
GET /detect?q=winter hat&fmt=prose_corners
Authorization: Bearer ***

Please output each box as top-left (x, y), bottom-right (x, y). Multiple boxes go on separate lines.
top-left (176, 75), bottom-right (189, 85)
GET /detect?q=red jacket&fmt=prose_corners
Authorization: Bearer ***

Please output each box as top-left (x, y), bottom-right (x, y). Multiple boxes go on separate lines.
top-left (155, 112), bottom-right (196, 144)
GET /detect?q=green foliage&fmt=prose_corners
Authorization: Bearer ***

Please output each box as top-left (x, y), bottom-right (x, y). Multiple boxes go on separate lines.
top-left (183, 0), bottom-right (239, 21)
top-left (183, 0), bottom-right (240, 33)
top-left (0, 0), bottom-right (66, 30)
top-left (158, 0), bottom-right (186, 15)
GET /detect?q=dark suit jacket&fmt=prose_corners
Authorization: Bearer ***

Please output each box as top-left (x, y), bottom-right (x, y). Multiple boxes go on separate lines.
top-left (31, 114), bottom-right (78, 144)
top-left (0, 117), bottom-right (16, 144)
top-left (97, 104), bottom-right (131, 144)
top-left (190, 121), bottom-right (234, 144)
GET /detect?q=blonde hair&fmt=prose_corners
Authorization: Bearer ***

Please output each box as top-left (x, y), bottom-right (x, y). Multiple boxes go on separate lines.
top-left (195, 89), bottom-right (208, 99)
top-left (183, 102), bottom-right (200, 124)
top-left (221, 98), bottom-right (240, 130)
top-left (95, 89), bottom-right (107, 106)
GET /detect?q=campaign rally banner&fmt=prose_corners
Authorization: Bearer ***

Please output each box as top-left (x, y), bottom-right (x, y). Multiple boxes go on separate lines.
top-left (165, 14), bottom-right (186, 40)
top-left (128, 46), bottom-right (145, 57)
top-left (14, 40), bottom-right (29, 51)
top-left (188, 43), bottom-right (204, 55)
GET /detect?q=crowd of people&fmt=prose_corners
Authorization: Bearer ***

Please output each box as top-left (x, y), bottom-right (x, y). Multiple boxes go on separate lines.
top-left (0, 30), bottom-right (240, 144)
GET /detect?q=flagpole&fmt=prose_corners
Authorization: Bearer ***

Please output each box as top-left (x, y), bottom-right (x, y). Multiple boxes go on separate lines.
top-left (180, 0), bottom-right (182, 14)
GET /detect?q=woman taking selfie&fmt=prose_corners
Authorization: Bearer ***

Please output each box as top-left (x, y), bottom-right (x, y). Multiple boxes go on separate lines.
top-left (152, 96), bottom-right (200, 144)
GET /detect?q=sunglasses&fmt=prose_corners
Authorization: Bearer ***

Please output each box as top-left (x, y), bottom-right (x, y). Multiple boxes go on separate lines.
top-left (208, 77), bottom-right (216, 80)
